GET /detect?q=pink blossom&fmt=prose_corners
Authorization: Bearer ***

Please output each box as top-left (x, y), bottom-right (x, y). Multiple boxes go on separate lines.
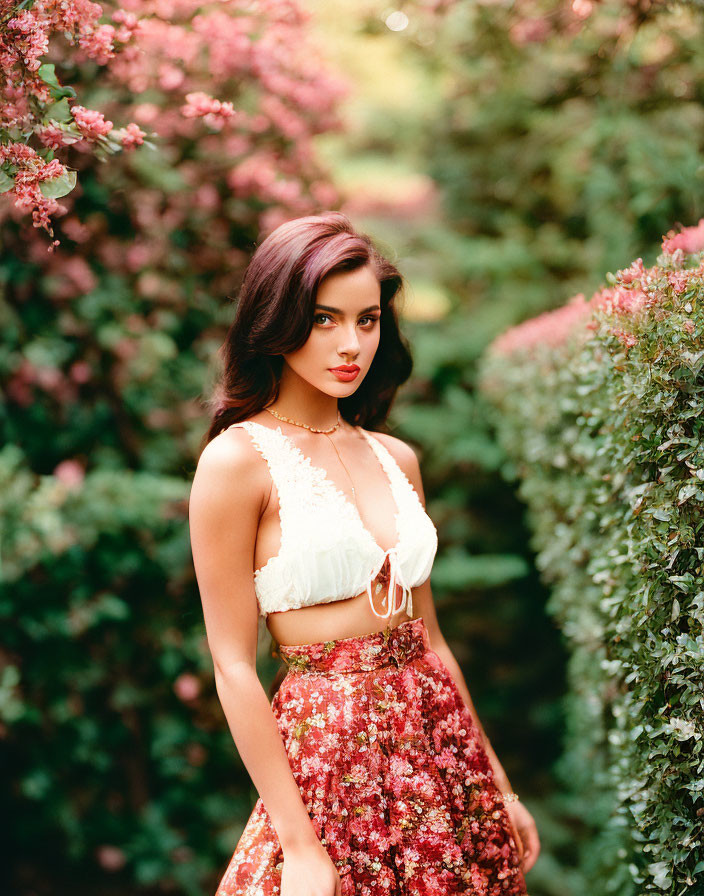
top-left (181, 91), bottom-right (235, 129)
top-left (158, 63), bottom-right (185, 91)
top-left (126, 243), bottom-right (153, 271)
top-left (488, 293), bottom-right (593, 355)
top-left (35, 122), bottom-right (73, 150)
top-left (53, 256), bottom-right (98, 297)
top-left (617, 257), bottom-right (646, 285)
top-left (54, 459), bottom-right (85, 488)
top-left (595, 285), bottom-right (655, 316)
top-left (120, 122), bottom-right (146, 149)
top-left (572, 0), bottom-right (594, 19)
top-left (34, 365), bottom-right (63, 389)
top-left (6, 10), bottom-right (49, 71)
top-left (609, 327), bottom-right (637, 348)
top-left (71, 105), bottom-right (113, 140)
top-left (662, 218), bottom-right (704, 255)
top-left (667, 270), bottom-right (690, 295)
top-left (113, 337), bottom-right (139, 361)
top-left (683, 319), bottom-right (695, 334)
top-left (69, 361), bottom-right (93, 383)
top-left (174, 673), bottom-right (201, 702)
top-left (61, 216), bottom-right (92, 243)
top-left (509, 17), bottom-right (551, 46)
top-left (96, 845), bottom-right (127, 871)
top-left (78, 22), bottom-right (116, 65)
top-left (133, 102), bottom-right (160, 123)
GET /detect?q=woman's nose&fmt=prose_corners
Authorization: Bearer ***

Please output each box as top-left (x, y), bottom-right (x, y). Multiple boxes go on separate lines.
top-left (338, 325), bottom-right (360, 355)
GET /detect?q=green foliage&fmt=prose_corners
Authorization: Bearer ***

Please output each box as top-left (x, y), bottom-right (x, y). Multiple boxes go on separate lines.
top-left (479, 244), bottom-right (704, 895)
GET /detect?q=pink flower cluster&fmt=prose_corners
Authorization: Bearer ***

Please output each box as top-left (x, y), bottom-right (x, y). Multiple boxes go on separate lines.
top-left (181, 91), bottom-right (236, 130)
top-left (594, 284), bottom-right (655, 317)
top-left (1, 0), bottom-right (145, 245)
top-left (71, 105), bottom-right (113, 140)
top-left (608, 327), bottom-right (637, 348)
top-left (489, 218), bottom-right (704, 359)
top-left (0, 141), bottom-right (66, 244)
top-left (488, 292), bottom-right (595, 356)
top-left (662, 217), bottom-right (704, 255)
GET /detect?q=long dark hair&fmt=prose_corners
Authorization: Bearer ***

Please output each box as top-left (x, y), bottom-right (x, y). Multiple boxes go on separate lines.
top-left (200, 211), bottom-right (413, 452)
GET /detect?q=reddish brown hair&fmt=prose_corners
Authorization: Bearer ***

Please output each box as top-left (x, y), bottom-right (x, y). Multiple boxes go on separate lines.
top-left (200, 211), bottom-right (413, 450)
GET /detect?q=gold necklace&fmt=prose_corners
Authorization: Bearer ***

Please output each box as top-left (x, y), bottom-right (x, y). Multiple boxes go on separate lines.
top-left (265, 406), bottom-right (358, 507)
top-left (265, 406), bottom-right (340, 433)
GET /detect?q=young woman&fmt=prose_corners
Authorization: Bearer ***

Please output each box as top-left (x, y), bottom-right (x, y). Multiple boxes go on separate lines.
top-left (189, 212), bottom-right (540, 896)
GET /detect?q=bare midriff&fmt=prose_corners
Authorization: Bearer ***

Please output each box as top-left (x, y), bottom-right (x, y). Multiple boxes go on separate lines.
top-left (266, 582), bottom-right (415, 648)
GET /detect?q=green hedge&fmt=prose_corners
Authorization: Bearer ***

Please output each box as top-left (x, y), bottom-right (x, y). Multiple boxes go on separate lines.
top-left (0, 442), bottom-right (282, 894)
top-left (478, 229), bottom-right (704, 896)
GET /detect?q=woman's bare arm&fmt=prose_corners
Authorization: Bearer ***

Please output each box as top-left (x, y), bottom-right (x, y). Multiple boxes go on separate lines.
top-left (188, 430), bottom-right (322, 854)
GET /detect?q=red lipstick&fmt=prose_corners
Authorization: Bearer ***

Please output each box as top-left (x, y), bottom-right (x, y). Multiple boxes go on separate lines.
top-left (329, 364), bottom-right (360, 382)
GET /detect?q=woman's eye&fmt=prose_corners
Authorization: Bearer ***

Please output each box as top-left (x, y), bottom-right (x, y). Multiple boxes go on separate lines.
top-left (313, 314), bottom-right (379, 326)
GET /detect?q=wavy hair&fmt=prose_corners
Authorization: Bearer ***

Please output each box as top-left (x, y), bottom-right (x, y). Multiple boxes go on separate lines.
top-left (200, 211), bottom-right (413, 450)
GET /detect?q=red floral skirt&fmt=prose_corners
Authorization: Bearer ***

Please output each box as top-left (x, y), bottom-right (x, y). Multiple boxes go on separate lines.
top-left (216, 616), bottom-right (528, 896)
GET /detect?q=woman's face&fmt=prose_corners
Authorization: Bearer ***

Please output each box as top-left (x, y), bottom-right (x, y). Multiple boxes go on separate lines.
top-left (282, 264), bottom-right (382, 396)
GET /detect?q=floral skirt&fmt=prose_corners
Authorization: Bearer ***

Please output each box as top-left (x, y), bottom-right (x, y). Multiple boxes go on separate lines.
top-left (216, 616), bottom-right (528, 896)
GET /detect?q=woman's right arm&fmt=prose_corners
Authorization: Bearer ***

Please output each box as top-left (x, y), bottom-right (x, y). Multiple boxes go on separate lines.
top-left (188, 430), bottom-right (340, 891)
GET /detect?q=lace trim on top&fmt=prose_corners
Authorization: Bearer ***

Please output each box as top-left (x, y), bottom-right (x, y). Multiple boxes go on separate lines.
top-left (227, 420), bottom-right (438, 618)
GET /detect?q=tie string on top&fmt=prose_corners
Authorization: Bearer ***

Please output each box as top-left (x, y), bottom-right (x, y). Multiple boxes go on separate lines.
top-left (365, 548), bottom-right (413, 619)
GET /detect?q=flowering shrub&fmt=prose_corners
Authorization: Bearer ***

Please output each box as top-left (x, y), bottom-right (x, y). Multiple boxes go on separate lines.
top-left (478, 218), bottom-right (704, 895)
top-left (1, 0), bottom-right (148, 246)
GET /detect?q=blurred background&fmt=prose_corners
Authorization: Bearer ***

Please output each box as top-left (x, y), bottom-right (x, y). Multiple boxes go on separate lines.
top-left (2, 1), bottom-right (703, 894)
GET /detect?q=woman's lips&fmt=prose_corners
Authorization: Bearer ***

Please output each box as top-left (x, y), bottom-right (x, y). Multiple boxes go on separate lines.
top-left (329, 366), bottom-right (360, 382)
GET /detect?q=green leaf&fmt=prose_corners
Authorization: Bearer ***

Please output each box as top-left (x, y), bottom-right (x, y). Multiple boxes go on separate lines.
top-left (37, 63), bottom-right (76, 101)
top-left (0, 168), bottom-right (14, 194)
top-left (43, 98), bottom-right (72, 124)
top-left (38, 169), bottom-right (77, 199)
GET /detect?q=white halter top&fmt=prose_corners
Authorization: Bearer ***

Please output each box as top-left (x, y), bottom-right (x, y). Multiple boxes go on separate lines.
top-left (227, 420), bottom-right (438, 619)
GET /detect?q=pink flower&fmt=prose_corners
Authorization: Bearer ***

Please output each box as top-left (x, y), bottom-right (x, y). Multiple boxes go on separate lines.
top-left (34, 122), bottom-right (72, 150)
top-left (96, 845), bottom-right (126, 871)
top-left (181, 91), bottom-right (235, 129)
top-left (71, 105), bottom-right (113, 140)
top-left (617, 257), bottom-right (646, 285)
top-left (54, 459), bottom-right (85, 488)
top-left (572, 0), bottom-right (594, 19)
top-left (174, 673), bottom-right (201, 702)
top-left (667, 270), bottom-right (690, 295)
top-left (662, 218), bottom-right (704, 255)
top-left (609, 326), bottom-right (637, 348)
top-left (70, 361), bottom-right (93, 383)
top-left (509, 17), bottom-right (551, 45)
top-left (120, 122), bottom-right (146, 149)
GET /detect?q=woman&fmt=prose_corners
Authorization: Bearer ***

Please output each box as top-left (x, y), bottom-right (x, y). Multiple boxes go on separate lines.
top-left (189, 212), bottom-right (540, 896)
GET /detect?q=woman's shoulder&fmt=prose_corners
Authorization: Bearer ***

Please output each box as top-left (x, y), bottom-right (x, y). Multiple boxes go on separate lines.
top-left (193, 419), bottom-right (271, 495)
top-left (359, 427), bottom-right (422, 485)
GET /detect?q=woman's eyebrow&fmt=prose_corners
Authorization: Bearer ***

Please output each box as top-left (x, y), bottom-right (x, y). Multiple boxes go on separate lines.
top-left (314, 304), bottom-right (380, 314)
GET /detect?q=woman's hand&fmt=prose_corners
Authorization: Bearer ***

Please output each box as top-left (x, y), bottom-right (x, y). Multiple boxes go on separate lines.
top-left (505, 800), bottom-right (540, 874)
top-left (281, 839), bottom-right (342, 896)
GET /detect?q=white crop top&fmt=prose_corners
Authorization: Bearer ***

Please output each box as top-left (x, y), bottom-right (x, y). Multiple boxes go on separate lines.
top-left (227, 420), bottom-right (438, 619)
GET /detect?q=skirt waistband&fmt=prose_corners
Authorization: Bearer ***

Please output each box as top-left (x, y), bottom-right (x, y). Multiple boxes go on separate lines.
top-left (278, 616), bottom-right (430, 674)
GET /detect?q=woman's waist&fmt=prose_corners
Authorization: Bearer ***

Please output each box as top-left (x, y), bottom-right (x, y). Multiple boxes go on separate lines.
top-left (266, 585), bottom-right (412, 648)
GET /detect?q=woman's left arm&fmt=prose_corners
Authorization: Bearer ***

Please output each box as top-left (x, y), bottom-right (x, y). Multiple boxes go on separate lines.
top-left (382, 433), bottom-right (541, 874)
